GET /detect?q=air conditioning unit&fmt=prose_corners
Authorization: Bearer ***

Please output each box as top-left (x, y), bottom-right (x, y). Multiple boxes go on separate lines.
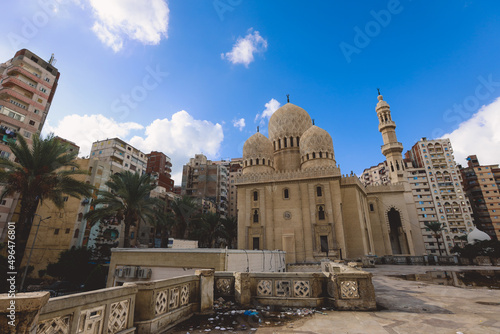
top-left (115, 268), bottom-right (124, 278)
top-left (124, 266), bottom-right (138, 278)
top-left (137, 268), bottom-right (152, 279)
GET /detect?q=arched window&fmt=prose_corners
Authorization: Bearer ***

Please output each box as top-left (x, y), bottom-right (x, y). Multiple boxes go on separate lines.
top-left (284, 188), bottom-right (289, 199)
top-left (319, 152), bottom-right (322, 158)
top-left (73, 229), bottom-right (79, 238)
top-left (253, 210), bottom-right (259, 223)
top-left (307, 154), bottom-right (309, 160)
top-left (268, 160), bottom-right (271, 166)
top-left (253, 191), bottom-right (258, 201)
top-left (316, 186), bottom-right (322, 197)
top-left (77, 213), bottom-right (83, 222)
top-left (284, 137), bottom-right (287, 148)
top-left (296, 136), bottom-right (300, 146)
top-left (250, 159), bottom-right (253, 166)
top-left (312, 152), bottom-right (316, 159)
top-left (278, 139), bottom-right (281, 149)
top-left (318, 206), bottom-right (325, 220)
top-left (290, 137), bottom-right (294, 147)
top-left (256, 158), bottom-right (259, 165)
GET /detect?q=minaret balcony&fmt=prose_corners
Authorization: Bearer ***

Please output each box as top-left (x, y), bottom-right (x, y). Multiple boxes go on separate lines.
top-left (378, 120), bottom-right (396, 132)
top-left (381, 142), bottom-right (403, 155)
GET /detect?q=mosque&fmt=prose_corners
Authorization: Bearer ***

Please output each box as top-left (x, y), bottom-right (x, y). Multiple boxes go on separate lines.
top-left (236, 94), bottom-right (426, 263)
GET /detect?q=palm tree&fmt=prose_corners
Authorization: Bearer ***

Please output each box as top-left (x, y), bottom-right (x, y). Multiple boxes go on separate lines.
top-left (0, 133), bottom-right (94, 270)
top-left (189, 212), bottom-right (226, 248)
top-left (84, 171), bottom-right (166, 248)
top-left (425, 222), bottom-right (445, 256)
top-left (168, 196), bottom-right (200, 239)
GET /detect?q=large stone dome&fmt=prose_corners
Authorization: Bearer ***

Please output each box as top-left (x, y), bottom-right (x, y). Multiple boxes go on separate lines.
top-left (242, 132), bottom-right (274, 173)
top-left (299, 125), bottom-right (335, 159)
top-left (268, 103), bottom-right (313, 142)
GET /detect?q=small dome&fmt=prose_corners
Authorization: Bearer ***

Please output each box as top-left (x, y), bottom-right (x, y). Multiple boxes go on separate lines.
top-left (467, 227), bottom-right (491, 244)
top-left (243, 132), bottom-right (273, 161)
top-left (300, 125), bottom-right (335, 161)
top-left (268, 103), bottom-right (312, 142)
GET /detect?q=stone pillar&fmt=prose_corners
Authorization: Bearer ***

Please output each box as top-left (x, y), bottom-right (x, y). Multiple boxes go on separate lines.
top-left (0, 291), bottom-right (50, 334)
top-left (234, 272), bottom-right (251, 306)
top-left (196, 269), bottom-right (214, 314)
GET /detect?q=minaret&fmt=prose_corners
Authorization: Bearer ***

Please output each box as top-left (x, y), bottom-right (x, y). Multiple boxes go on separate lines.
top-left (376, 92), bottom-right (405, 182)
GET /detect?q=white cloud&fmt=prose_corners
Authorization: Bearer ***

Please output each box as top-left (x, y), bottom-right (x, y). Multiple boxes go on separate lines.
top-left (442, 96), bottom-right (500, 166)
top-left (255, 98), bottom-right (280, 124)
top-left (129, 111), bottom-right (224, 184)
top-left (88, 0), bottom-right (169, 52)
top-left (232, 118), bottom-right (246, 131)
top-left (221, 29), bottom-right (268, 67)
top-left (46, 111), bottom-right (224, 185)
top-left (44, 114), bottom-right (143, 157)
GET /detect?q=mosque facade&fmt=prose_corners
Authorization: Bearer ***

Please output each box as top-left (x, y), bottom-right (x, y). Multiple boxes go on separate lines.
top-left (236, 95), bottom-right (426, 263)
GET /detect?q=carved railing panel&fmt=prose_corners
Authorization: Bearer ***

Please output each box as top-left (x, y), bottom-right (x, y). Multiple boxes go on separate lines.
top-left (77, 306), bottom-right (104, 334)
top-left (169, 287), bottom-right (180, 310)
top-left (108, 299), bottom-right (129, 334)
top-left (37, 315), bottom-right (71, 334)
top-left (293, 280), bottom-right (310, 297)
top-left (180, 284), bottom-right (189, 306)
top-left (257, 279), bottom-right (272, 296)
top-left (155, 289), bottom-right (168, 316)
top-left (340, 280), bottom-right (359, 299)
top-left (275, 280), bottom-right (291, 297)
top-left (215, 278), bottom-right (233, 296)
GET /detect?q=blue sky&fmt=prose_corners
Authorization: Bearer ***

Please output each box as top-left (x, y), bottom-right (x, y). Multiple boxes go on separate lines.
top-left (1, 0), bottom-right (500, 184)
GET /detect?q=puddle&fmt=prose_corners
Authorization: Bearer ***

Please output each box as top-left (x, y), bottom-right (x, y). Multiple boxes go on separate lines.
top-left (391, 270), bottom-right (500, 289)
top-left (167, 297), bottom-right (330, 333)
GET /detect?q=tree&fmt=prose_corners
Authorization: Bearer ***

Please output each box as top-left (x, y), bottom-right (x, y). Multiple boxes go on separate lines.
top-left (168, 196), bottom-right (200, 239)
top-left (221, 216), bottom-right (238, 248)
top-left (425, 222), bottom-right (445, 255)
top-left (189, 212), bottom-right (226, 248)
top-left (0, 134), bottom-right (94, 270)
top-left (46, 247), bottom-right (93, 283)
top-left (84, 171), bottom-right (166, 248)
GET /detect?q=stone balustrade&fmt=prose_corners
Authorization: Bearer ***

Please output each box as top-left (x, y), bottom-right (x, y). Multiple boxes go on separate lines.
top-left (37, 284), bottom-right (137, 334)
top-left (3, 262), bottom-right (378, 333)
top-left (129, 274), bottom-right (201, 334)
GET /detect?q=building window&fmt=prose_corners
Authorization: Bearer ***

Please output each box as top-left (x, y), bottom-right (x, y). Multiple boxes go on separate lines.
top-left (318, 206), bottom-right (325, 220)
top-left (283, 188), bottom-right (289, 199)
top-left (74, 229), bottom-right (79, 238)
top-left (77, 213), bottom-right (83, 222)
top-left (65, 228), bottom-right (70, 234)
top-left (316, 186), bottom-right (322, 197)
top-left (253, 237), bottom-right (260, 250)
top-left (290, 137), bottom-right (294, 147)
top-left (284, 137), bottom-right (287, 148)
top-left (253, 191), bottom-right (258, 201)
top-left (253, 210), bottom-right (259, 223)
top-left (320, 236), bottom-right (328, 253)
top-left (54, 228), bottom-right (59, 235)
top-left (63, 196), bottom-right (69, 202)
top-left (369, 203), bottom-right (374, 212)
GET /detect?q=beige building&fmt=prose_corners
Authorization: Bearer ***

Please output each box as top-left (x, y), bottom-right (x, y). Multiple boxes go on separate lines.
top-left (0, 49), bottom-right (60, 240)
top-left (90, 138), bottom-right (147, 175)
top-left (181, 154), bottom-right (229, 217)
top-left (460, 155), bottom-right (500, 240)
top-left (404, 138), bottom-right (474, 255)
top-left (237, 95), bottom-right (425, 263)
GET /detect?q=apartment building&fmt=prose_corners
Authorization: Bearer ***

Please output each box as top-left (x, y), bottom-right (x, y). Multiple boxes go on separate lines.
top-left (146, 151), bottom-right (174, 192)
top-left (360, 161), bottom-right (390, 186)
top-left (405, 138), bottom-right (474, 255)
top-left (460, 155), bottom-right (500, 240)
top-left (228, 158), bottom-right (242, 219)
top-left (0, 49), bottom-right (60, 239)
top-left (181, 154), bottom-right (228, 217)
top-left (90, 138), bottom-right (147, 175)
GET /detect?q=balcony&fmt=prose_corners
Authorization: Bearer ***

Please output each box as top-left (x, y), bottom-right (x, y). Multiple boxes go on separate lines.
top-left (6, 65), bottom-right (50, 88)
top-left (0, 87), bottom-right (45, 110)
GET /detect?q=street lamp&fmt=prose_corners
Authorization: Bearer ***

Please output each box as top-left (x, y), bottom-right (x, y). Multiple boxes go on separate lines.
top-left (19, 214), bottom-right (51, 292)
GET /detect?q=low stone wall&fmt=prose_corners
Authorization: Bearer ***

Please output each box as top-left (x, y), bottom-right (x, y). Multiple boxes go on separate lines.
top-left (37, 284), bottom-right (137, 334)
top-left (130, 273), bottom-right (201, 334)
top-left (4, 263), bottom-right (377, 333)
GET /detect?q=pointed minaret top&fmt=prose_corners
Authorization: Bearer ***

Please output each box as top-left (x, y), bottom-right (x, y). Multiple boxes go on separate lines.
top-left (257, 126), bottom-right (259, 133)
top-left (286, 94), bottom-right (290, 103)
top-left (312, 119), bottom-right (315, 125)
